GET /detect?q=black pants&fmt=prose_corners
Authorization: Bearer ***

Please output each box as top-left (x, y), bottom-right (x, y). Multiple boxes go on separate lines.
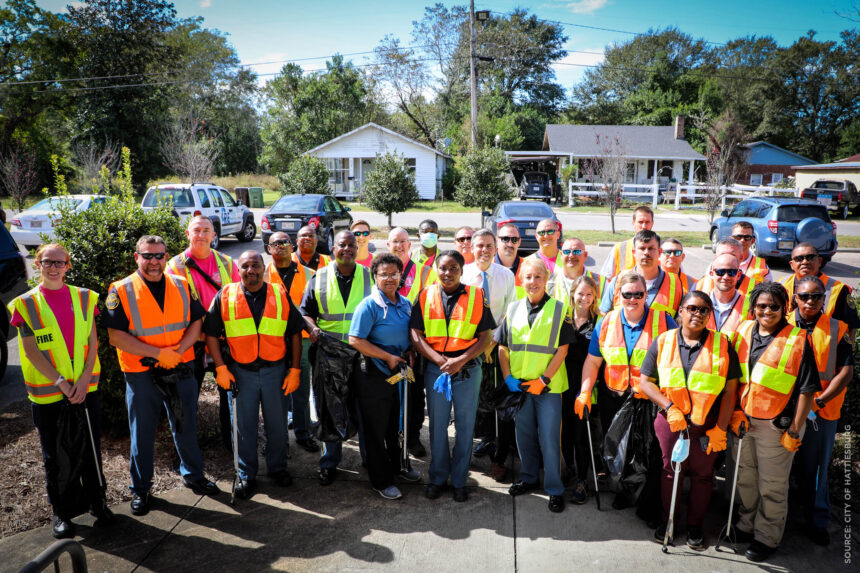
top-left (32, 392), bottom-right (106, 520)
top-left (407, 355), bottom-right (426, 445)
top-left (194, 341), bottom-right (231, 446)
top-left (561, 387), bottom-right (592, 481)
top-left (491, 418), bottom-right (517, 464)
top-left (475, 349), bottom-right (500, 442)
top-left (597, 383), bottom-right (628, 439)
top-left (356, 365), bottom-right (403, 490)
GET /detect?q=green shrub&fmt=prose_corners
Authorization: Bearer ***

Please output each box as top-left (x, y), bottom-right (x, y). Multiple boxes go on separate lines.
top-left (362, 152), bottom-right (419, 227)
top-left (440, 164), bottom-right (459, 201)
top-left (277, 155), bottom-right (331, 196)
top-left (454, 146), bottom-right (514, 213)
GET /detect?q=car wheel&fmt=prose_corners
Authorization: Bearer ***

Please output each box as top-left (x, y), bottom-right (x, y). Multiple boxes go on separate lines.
top-left (710, 227), bottom-right (720, 252)
top-left (236, 219), bottom-right (256, 242)
top-left (210, 225), bottom-right (221, 250)
top-left (842, 204), bottom-right (850, 220)
top-left (317, 229), bottom-right (333, 255)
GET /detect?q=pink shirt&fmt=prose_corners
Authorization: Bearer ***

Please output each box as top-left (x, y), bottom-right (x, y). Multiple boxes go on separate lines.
top-left (357, 253), bottom-right (373, 268)
top-left (168, 249), bottom-right (240, 310)
top-left (538, 251), bottom-right (558, 273)
top-left (11, 285), bottom-right (99, 357)
top-left (397, 260), bottom-right (417, 298)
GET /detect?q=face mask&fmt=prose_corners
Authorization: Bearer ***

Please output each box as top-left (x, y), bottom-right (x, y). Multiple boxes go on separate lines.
top-left (671, 434), bottom-right (690, 463)
top-left (420, 232), bottom-right (438, 248)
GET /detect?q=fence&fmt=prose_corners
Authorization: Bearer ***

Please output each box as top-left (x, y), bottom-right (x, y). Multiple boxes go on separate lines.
top-left (568, 181), bottom-right (798, 210)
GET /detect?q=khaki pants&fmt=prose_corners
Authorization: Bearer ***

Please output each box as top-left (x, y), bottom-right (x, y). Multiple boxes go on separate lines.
top-left (733, 417), bottom-right (804, 548)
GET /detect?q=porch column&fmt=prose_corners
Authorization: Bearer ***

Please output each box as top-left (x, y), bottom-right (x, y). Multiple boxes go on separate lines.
top-left (687, 160), bottom-right (695, 184)
top-left (348, 157), bottom-right (355, 194)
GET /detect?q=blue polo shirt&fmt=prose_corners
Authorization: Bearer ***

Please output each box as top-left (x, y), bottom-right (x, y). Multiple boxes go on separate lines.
top-left (349, 289), bottom-right (412, 375)
top-left (588, 310), bottom-right (677, 358)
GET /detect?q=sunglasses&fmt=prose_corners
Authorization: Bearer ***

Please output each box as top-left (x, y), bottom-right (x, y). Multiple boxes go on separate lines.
top-left (536, 229), bottom-right (556, 237)
top-left (683, 304), bottom-right (711, 316)
top-left (561, 249), bottom-right (583, 256)
top-left (663, 249), bottom-right (683, 257)
top-left (732, 234), bottom-right (754, 241)
top-left (755, 302), bottom-right (783, 312)
top-left (269, 240), bottom-right (292, 248)
top-left (499, 236), bottom-right (520, 244)
top-left (792, 253), bottom-right (818, 263)
top-left (713, 268), bottom-right (739, 277)
top-left (39, 259), bottom-right (68, 268)
top-left (796, 292), bottom-right (825, 302)
top-left (137, 252), bottom-right (167, 260)
top-left (455, 236), bottom-right (472, 243)
top-left (620, 291), bottom-right (645, 300)
top-left (353, 230), bottom-right (371, 237)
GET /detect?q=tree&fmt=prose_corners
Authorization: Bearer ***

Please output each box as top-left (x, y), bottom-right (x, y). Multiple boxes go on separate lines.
top-left (0, 148), bottom-right (38, 212)
top-left (277, 155), bottom-right (330, 196)
top-left (580, 132), bottom-right (629, 234)
top-left (71, 139), bottom-right (120, 193)
top-left (455, 146), bottom-right (513, 216)
top-left (693, 110), bottom-right (749, 224)
top-left (160, 114), bottom-right (221, 183)
top-left (362, 152), bottom-right (419, 227)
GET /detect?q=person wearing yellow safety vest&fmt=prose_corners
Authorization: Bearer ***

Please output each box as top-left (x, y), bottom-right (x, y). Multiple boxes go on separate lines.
top-left (728, 281), bottom-right (820, 563)
top-left (600, 230), bottom-right (683, 318)
top-left (547, 237), bottom-right (607, 312)
top-left (704, 254), bottom-right (750, 338)
top-left (639, 291), bottom-right (741, 550)
top-left (266, 231), bottom-right (319, 453)
top-left (560, 274), bottom-right (603, 505)
top-left (659, 238), bottom-right (698, 296)
top-left (410, 250), bottom-right (495, 502)
top-left (410, 219), bottom-right (440, 280)
top-left (524, 218), bottom-right (563, 274)
top-left (300, 231), bottom-right (372, 486)
top-left (577, 271), bottom-right (676, 511)
top-left (294, 225), bottom-right (332, 271)
top-left (8, 243), bottom-right (111, 539)
top-left (787, 276), bottom-right (854, 547)
top-left (496, 257), bottom-right (574, 513)
top-left (203, 251), bottom-right (304, 499)
top-left (600, 205), bottom-right (654, 278)
top-left (731, 221), bottom-right (773, 282)
top-left (494, 223), bottom-right (526, 300)
top-left (104, 235), bottom-right (218, 517)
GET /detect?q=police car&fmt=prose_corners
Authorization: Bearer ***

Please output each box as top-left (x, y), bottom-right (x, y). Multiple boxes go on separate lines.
top-left (141, 183), bottom-right (257, 249)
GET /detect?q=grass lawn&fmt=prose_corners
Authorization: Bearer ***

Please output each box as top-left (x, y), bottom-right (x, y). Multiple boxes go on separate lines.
top-left (342, 200), bottom-right (479, 214)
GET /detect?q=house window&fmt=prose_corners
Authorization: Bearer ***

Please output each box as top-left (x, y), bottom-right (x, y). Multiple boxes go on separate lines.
top-left (405, 158), bottom-right (416, 175)
top-left (750, 173), bottom-right (763, 186)
top-left (625, 162), bottom-right (635, 183)
top-left (324, 158), bottom-right (349, 194)
top-left (771, 173), bottom-right (784, 184)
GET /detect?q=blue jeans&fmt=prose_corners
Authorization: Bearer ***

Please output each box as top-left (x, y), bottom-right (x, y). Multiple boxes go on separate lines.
top-left (796, 416), bottom-right (838, 527)
top-left (125, 368), bottom-right (204, 495)
top-left (229, 363), bottom-right (288, 481)
top-left (515, 392), bottom-right (564, 495)
top-left (282, 339), bottom-right (313, 440)
top-left (424, 359), bottom-right (481, 489)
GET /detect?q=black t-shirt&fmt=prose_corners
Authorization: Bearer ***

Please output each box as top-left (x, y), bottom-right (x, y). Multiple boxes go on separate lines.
top-left (564, 315), bottom-right (597, 392)
top-left (831, 287), bottom-right (860, 329)
top-left (299, 265), bottom-right (359, 321)
top-left (493, 294), bottom-right (576, 348)
top-left (203, 282), bottom-right (304, 340)
top-left (101, 272), bottom-right (206, 332)
top-left (275, 262), bottom-right (298, 292)
top-left (409, 283), bottom-right (496, 357)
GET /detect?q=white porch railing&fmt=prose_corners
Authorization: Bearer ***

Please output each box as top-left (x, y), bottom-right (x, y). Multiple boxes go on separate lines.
top-left (567, 181), bottom-right (799, 210)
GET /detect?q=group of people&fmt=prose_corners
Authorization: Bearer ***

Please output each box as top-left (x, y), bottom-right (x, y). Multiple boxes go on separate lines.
top-left (8, 205), bottom-right (855, 564)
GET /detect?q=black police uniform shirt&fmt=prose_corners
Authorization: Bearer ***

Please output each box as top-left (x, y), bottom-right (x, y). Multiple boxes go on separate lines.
top-left (408, 283), bottom-right (497, 358)
top-left (101, 271), bottom-right (207, 332)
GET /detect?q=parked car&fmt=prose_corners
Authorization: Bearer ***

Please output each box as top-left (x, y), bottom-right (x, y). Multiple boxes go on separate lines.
top-left (482, 200), bottom-right (562, 254)
top-left (1, 223), bottom-right (29, 381)
top-left (10, 195), bottom-right (108, 248)
top-left (141, 183), bottom-right (256, 249)
top-left (518, 171), bottom-right (553, 203)
top-left (798, 179), bottom-right (860, 220)
top-left (710, 197), bottom-right (837, 265)
top-left (261, 194), bottom-right (353, 254)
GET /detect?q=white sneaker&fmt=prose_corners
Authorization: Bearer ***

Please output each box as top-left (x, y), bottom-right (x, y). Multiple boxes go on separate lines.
top-left (375, 485), bottom-right (403, 500)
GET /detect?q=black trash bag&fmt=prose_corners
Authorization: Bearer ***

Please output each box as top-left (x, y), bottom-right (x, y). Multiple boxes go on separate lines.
top-left (54, 402), bottom-right (90, 519)
top-left (312, 333), bottom-right (360, 443)
top-left (476, 354), bottom-right (498, 414)
top-left (603, 394), bottom-right (634, 476)
top-left (150, 364), bottom-right (189, 433)
top-left (492, 385), bottom-right (527, 422)
top-left (604, 394), bottom-right (657, 506)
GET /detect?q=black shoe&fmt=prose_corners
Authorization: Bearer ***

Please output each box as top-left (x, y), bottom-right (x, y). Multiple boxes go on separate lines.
top-left (452, 487), bottom-right (468, 502)
top-left (408, 440), bottom-right (427, 458)
top-left (722, 526), bottom-right (754, 544)
top-left (184, 477), bottom-right (220, 496)
top-left (473, 440), bottom-right (495, 458)
top-left (295, 437), bottom-right (320, 453)
top-left (745, 540), bottom-right (777, 562)
top-left (808, 525), bottom-right (830, 546)
top-left (318, 468), bottom-right (336, 486)
top-left (52, 516), bottom-right (75, 539)
top-left (130, 492), bottom-right (150, 516)
top-left (90, 506), bottom-right (115, 528)
top-left (611, 493), bottom-right (631, 510)
top-left (569, 481), bottom-right (587, 505)
top-left (548, 495), bottom-right (565, 513)
top-left (425, 484), bottom-right (445, 500)
top-left (654, 523), bottom-right (670, 544)
top-left (687, 526), bottom-right (705, 550)
top-left (271, 470), bottom-right (293, 487)
top-left (235, 478), bottom-right (256, 499)
top-left (508, 480), bottom-right (539, 496)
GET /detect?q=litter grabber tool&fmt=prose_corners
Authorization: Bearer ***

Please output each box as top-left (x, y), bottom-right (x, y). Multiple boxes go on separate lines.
top-left (398, 363), bottom-right (410, 472)
top-left (83, 403), bottom-right (104, 489)
top-left (716, 421), bottom-right (747, 553)
top-left (584, 407), bottom-right (601, 510)
top-left (229, 380), bottom-right (240, 505)
top-left (663, 428), bottom-right (690, 553)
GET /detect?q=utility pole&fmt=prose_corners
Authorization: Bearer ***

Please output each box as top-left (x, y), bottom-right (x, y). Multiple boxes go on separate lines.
top-left (469, 0), bottom-right (478, 148)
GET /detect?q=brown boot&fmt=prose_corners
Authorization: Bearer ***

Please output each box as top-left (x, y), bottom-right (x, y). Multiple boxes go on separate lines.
top-left (490, 463), bottom-right (510, 483)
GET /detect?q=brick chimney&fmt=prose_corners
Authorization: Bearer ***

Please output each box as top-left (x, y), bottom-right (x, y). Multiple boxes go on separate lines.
top-left (674, 115), bottom-right (685, 140)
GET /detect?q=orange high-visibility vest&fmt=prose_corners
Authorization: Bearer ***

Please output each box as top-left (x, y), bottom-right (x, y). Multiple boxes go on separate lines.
top-left (654, 329), bottom-right (730, 426)
top-left (221, 282), bottom-right (289, 365)
top-left (732, 320), bottom-right (806, 419)
top-left (597, 308), bottom-right (668, 393)
top-left (705, 291), bottom-right (750, 336)
top-left (743, 256), bottom-right (769, 281)
top-left (611, 240), bottom-right (635, 277)
top-left (419, 283), bottom-right (484, 353)
top-left (266, 261), bottom-right (312, 307)
top-left (695, 272), bottom-right (760, 299)
top-left (787, 312), bottom-right (850, 421)
top-left (612, 271), bottom-right (682, 316)
top-left (292, 251), bottom-right (330, 271)
top-left (781, 273), bottom-right (849, 320)
top-left (111, 272), bottom-right (195, 373)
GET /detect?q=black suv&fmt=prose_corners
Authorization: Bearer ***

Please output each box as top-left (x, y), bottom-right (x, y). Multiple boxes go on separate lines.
top-left (1, 223), bottom-right (28, 380)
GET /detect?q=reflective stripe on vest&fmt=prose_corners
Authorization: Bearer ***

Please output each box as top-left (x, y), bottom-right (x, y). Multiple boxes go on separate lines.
top-left (314, 264), bottom-right (370, 342)
top-left (745, 256), bottom-right (768, 279)
top-left (612, 240), bottom-right (635, 277)
top-left (506, 297), bottom-right (569, 393)
top-left (168, 250), bottom-right (233, 301)
top-left (9, 285), bottom-right (101, 404)
top-left (222, 282), bottom-right (289, 364)
top-left (406, 263), bottom-right (436, 303)
top-left (787, 312), bottom-right (849, 421)
top-left (598, 308), bottom-right (665, 393)
top-left (613, 272), bottom-right (681, 317)
top-left (705, 291), bottom-right (749, 336)
top-left (655, 329), bottom-right (728, 426)
top-left (781, 273), bottom-right (848, 320)
top-left (420, 283), bottom-right (482, 353)
top-left (293, 252), bottom-right (331, 271)
top-left (266, 262), bottom-right (313, 337)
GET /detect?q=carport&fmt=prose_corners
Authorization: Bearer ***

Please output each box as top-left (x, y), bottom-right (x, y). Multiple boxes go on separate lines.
top-left (504, 151), bottom-right (572, 204)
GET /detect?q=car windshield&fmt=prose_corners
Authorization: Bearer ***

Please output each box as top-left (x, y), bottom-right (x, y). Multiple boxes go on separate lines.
top-left (272, 196), bottom-right (321, 212)
top-left (143, 187), bottom-right (194, 208)
top-left (28, 198), bottom-right (82, 211)
top-left (503, 204), bottom-right (554, 218)
top-left (524, 173), bottom-right (548, 184)
top-left (777, 205), bottom-right (831, 222)
top-left (811, 181), bottom-right (843, 191)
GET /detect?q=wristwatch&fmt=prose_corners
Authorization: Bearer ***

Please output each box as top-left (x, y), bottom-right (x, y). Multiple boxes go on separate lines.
top-left (539, 375), bottom-right (551, 386)
top-left (787, 429), bottom-right (800, 439)
top-left (53, 375), bottom-right (66, 387)
top-left (814, 397), bottom-right (826, 410)
top-left (660, 401), bottom-right (673, 413)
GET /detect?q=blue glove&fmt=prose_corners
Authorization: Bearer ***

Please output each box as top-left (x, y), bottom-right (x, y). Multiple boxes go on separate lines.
top-left (505, 374), bottom-right (522, 392)
top-left (434, 372), bottom-right (452, 401)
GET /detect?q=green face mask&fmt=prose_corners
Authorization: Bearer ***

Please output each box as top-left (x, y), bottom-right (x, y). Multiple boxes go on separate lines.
top-left (420, 232), bottom-right (438, 248)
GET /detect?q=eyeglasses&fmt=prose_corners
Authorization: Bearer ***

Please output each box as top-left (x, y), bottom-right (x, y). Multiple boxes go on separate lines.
top-left (713, 268), bottom-right (739, 277)
top-left (499, 236), bottom-right (520, 244)
top-left (732, 234), bottom-right (754, 241)
top-left (755, 302), bottom-right (783, 312)
top-left (536, 229), bottom-right (556, 237)
top-left (561, 249), bottom-right (583, 256)
top-left (796, 292), bottom-right (825, 302)
top-left (353, 230), bottom-right (371, 237)
top-left (792, 253), bottom-right (818, 263)
top-left (620, 291), bottom-right (645, 300)
top-left (269, 240), bottom-right (292, 248)
top-left (137, 252), bottom-right (167, 260)
top-left (376, 272), bottom-right (401, 280)
top-left (663, 249), bottom-right (683, 257)
top-left (683, 304), bottom-right (711, 316)
top-left (39, 259), bottom-right (68, 268)
top-left (455, 236), bottom-right (472, 243)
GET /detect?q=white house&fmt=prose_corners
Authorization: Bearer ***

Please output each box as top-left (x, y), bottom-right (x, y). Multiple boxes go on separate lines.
top-left (305, 123), bottom-right (451, 200)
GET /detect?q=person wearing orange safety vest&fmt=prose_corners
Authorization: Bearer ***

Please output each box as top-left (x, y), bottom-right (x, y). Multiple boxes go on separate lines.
top-left (410, 250), bottom-right (495, 502)
top-left (728, 281), bottom-right (820, 562)
top-left (266, 231), bottom-right (319, 453)
top-left (8, 243), bottom-right (111, 539)
top-left (204, 251), bottom-right (304, 499)
top-left (787, 276), bottom-right (854, 547)
top-left (639, 291), bottom-right (741, 549)
top-left (730, 221), bottom-right (773, 282)
top-left (495, 223), bottom-right (527, 299)
top-left (104, 235), bottom-right (218, 518)
top-left (294, 225), bottom-right (332, 271)
top-left (659, 238), bottom-right (698, 296)
top-left (600, 206), bottom-right (654, 278)
top-left (704, 254), bottom-right (751, 338)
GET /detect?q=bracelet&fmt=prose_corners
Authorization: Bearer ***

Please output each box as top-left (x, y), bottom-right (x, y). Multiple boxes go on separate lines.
top-left (53, 375), bottom-right (66, 387)
top-left (661, 401), bottom-right (673, 413)
top-left (815, 397), bottom-right (826, 410)
top-left (787, 429), bottom-right (800, 439)
top-left (539, 375), bottom-right (551, 386)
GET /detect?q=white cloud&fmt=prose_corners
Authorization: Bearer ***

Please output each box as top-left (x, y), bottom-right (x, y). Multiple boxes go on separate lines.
top-left (566, 0), bottom-right (609, 14)
top-left (552, 49), bottom-right (605, 89)
top-left (200, 0), bottom-right (212, 8)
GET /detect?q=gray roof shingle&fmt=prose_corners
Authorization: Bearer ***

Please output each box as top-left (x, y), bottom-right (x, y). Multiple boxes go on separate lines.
top-left (543, 124), bottom-right (705, 160)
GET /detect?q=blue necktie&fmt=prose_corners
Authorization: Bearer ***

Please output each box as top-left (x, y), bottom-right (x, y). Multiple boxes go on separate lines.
top-left (481, 270), bottom-right (490, 306)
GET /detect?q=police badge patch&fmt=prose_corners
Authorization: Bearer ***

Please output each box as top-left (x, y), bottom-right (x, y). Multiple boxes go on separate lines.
top-left (106, 290), bottom-right (120, 310)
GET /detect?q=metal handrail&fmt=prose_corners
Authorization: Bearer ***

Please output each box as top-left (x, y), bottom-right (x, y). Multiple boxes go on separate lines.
top-left (18, 539), bottom-right (87, 573)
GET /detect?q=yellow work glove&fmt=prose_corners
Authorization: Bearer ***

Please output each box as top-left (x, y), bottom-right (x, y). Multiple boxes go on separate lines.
top-left (705, 426), bottom-right (727, 455)
top-left (781, 431), bottom-right (802, 452)
top-left (215, 365), bottom-right (235, 390)
top-left (574, 390), bottom-right (591, 419)
top-left (520, 378), bottom-right (549, 395)
top-left (729, 410), bottom-right (749, 436)
top-left (666, 405), bottom-right (688, 433)
top-left (282, 368), bottom-right (301, 395)
top-left (156, 344), bottom-right (182, 369)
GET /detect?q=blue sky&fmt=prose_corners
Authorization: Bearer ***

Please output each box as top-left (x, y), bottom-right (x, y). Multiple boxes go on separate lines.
top-left (44, 0), bottom-right (857, 92)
